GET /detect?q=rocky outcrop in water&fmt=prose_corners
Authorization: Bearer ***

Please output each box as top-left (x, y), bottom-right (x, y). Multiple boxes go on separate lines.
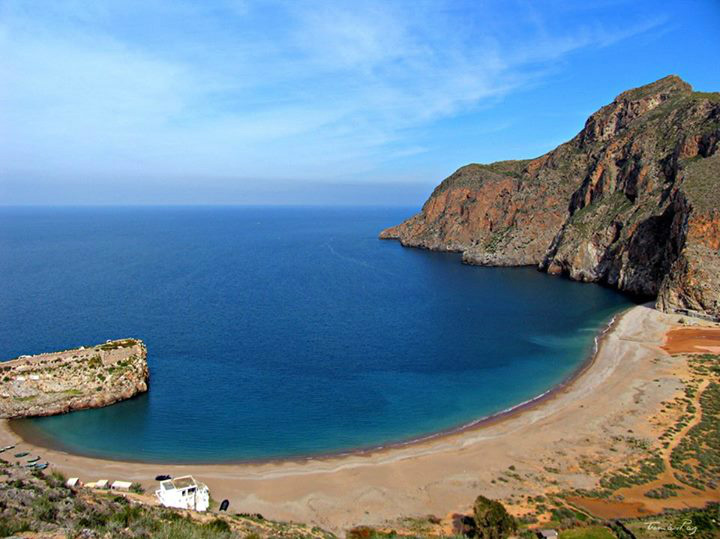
top-left (380, 76), bottom-right (720, 319)
top-left (0, 339), bottom-right (149, 419)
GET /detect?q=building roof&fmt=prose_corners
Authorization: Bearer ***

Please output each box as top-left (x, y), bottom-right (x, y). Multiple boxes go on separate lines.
top-left (65, 477), bottom-right (80, 487)
top-left (539, 530), bottom-right (558, 538)
top-left (111, 480), bottom-right (133, 489)
top-left (160, 475), bottom-right (206, 491)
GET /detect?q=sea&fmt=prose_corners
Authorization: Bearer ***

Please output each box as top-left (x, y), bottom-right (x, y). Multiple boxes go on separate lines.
top-left (0, 206), bottom-right (633, 462)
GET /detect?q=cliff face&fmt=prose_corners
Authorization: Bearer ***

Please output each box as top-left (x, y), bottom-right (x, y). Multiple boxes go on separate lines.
top-left (380, 76), bottom-right (720, 319)
top-left (0, 339), bottom-right (149, 419)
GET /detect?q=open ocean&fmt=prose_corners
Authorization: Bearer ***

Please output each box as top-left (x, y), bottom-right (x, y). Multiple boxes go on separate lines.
top-left (0, 206), bottom-right (633, 462)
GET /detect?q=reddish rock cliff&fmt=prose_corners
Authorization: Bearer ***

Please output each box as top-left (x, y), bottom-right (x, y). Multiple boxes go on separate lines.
top-left (380, 76), bottom-right (720, 319)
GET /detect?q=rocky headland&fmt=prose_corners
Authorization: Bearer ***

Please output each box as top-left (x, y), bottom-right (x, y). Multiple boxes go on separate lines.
top-left (0, 339), bottom-right (149, 419)
top-left (380, 76), bottom-right (720, 319)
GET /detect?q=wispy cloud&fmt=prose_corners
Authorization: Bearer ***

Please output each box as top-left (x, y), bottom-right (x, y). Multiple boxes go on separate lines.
top-left (0, 0), bottom-right (665, 193)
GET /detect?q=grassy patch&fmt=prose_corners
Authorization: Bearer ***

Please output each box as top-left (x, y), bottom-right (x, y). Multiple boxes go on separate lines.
top-left (644, 484), bottom-right (682, 499)
top-left (87, 355), bottom-right (103, 368)
top-left (558, 526), bottom-right (616, 539)
top-left (622, 503), bottom-right (719, 539)
top-left (670, 380), bottom-right (720, 490)
top-left (99, 339), bottom-right (139, 351)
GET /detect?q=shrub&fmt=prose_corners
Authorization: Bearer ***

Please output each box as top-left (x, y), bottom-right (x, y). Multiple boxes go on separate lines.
top-left (0, 517), bottom-right (31, 537)
top-left (110, 503), bottom-right (144, 526)
top-left (87, 355), bottom-right (102, 368)
top-left (47, 469), bottom-right (67, 488)
top-left (473, 496), bottom-right (517, 539)
top-left (32, 495), bottom-right (57, 522)
top-left (149, 519), bottom-right (235, 539)
top-left (204, 518), bottom-right (231, 532)
top-left (558, 526), bottom-right (616, 539)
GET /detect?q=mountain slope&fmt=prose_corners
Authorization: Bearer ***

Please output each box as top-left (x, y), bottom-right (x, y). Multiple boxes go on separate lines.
top-left (380, 76), bottom-right (720, 319)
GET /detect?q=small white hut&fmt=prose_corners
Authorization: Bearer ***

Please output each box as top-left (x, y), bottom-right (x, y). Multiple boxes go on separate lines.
top-left (155, 475), bottom-right (209, 512)
top-left (65, 477), bottom-right (82, 488)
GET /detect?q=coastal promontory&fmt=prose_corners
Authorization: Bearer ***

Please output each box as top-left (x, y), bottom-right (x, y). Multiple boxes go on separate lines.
top-left (380, 76), bottom-right (720, 319)
top-left (0, 339), bottom-right (149, 418)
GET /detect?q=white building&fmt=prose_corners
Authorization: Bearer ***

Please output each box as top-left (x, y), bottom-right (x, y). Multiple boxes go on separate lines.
top-left (155, 475), bottom-right (210, 512)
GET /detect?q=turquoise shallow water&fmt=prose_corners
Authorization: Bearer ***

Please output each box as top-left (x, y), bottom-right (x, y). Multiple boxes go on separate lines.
top-left (0, 206), bottom-right (633, 462)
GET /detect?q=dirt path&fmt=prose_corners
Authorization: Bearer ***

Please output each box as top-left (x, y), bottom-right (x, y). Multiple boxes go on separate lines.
top-left (568, 340), bottom-right (720, 520)
top-left (614, 379), bottom-right (716, 513)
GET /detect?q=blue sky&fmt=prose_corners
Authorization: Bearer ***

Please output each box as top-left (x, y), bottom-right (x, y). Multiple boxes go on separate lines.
top-left (1, 0), bottom-right (719, 205)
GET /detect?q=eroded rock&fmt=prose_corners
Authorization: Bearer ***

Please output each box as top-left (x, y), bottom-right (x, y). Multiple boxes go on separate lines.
top-left (380, 75), bottom-right (720, 319)
top-left (0, 339), bottom-right (149, 418)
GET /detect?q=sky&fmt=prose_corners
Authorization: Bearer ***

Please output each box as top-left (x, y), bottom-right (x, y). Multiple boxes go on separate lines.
top-left (1, 0), bottom-right (719, 206)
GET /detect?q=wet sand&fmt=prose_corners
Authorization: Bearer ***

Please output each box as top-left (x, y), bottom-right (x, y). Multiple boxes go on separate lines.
top-left (0, 305), bottom-right (708, 533)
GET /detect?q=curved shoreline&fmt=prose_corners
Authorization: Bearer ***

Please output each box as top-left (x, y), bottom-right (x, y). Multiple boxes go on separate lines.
top-left (6, 308), bottom-right (625, 466)
top-left (0, 304), bottom-right (681, 533)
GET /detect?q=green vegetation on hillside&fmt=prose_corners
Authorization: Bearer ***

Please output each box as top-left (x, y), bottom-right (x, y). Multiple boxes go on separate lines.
top-left (670, 380), bottom-right (720, 490)
top-left (473, 495), bottom-right (517, 539)
top-left (558, 526), bottom-right (616, 539)
top-left (622, 503), bottom-right (720, 539)
top-left (99, 339), bottom-right (141, 351)
top-left (683, 153), bottom-right (720, 212)
top-left (0, 459), bottom-right (335, 539)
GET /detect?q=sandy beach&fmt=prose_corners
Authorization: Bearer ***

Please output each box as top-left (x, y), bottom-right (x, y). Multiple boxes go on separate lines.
top-left (1, 304), bottom-right (717, 533)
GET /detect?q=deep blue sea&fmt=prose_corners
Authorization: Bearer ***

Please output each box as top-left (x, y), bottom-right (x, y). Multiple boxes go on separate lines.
top-left (0, 206), bottom-right (632, 462)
